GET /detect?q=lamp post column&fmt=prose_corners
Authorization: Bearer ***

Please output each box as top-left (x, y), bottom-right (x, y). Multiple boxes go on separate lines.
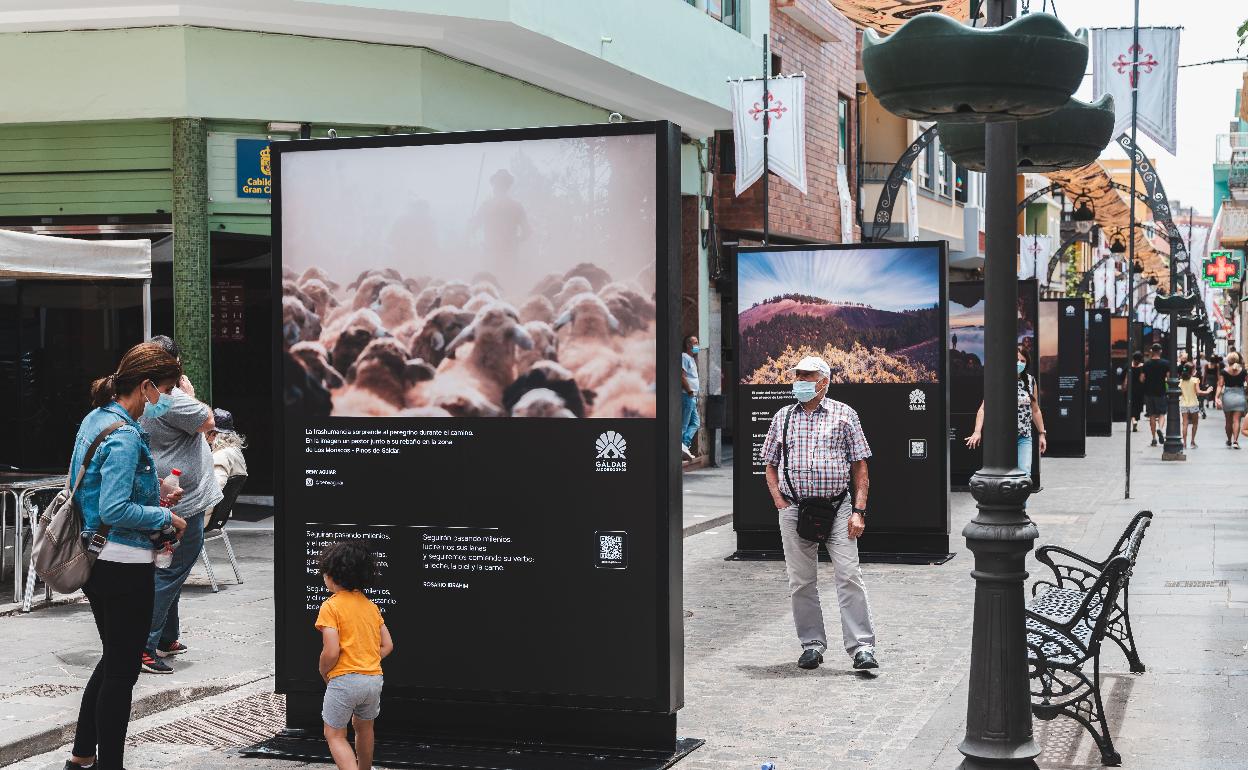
top-left (1162, 252), bottom-right (1185, 460)
top-left (957, 0), bottom-right (1040, 767)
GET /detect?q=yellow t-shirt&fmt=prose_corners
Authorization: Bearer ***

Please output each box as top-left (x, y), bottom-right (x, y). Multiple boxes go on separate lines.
top-left (315, 590), bottom-right (384, 680)
top-left (1179, 378), bottom-right (1199, 407)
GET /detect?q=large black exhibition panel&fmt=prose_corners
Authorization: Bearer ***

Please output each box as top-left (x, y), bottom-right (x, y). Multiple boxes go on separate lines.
top-left (1110, 315), bottom-right (1129, 423)
top-left (948, 279), bottom-right (1040, 488)
top-left (259, 123), bottom-right (692, 769)
top-left (730, 242), bottom-right (950, 561)
top-left (1086, 308), bottom-right (1112, 436)
top-left (1039, 298), bottom-right (1086, 457)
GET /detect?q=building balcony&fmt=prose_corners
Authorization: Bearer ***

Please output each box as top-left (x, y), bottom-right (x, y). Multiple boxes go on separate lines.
top-left (1230, 154), bottom-right (1248, 202)
top-left (1216, 133), bottom-right (1248, 165)
top-left (1220, 203), bottom-right (1248, 249)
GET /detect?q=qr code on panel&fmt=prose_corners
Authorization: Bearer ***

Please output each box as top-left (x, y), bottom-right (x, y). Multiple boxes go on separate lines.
top-left (595, 531), bottom-right (627, 569)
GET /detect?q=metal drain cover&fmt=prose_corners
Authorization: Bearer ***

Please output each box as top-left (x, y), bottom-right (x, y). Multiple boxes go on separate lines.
top-left (129, 691), bottom-right (285, 749)
top-left (1164, 580), bottom-right (1228, 587)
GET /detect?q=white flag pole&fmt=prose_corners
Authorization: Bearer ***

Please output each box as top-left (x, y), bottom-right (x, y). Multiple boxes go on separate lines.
top-left (762, 34), bottom-right (770, 245)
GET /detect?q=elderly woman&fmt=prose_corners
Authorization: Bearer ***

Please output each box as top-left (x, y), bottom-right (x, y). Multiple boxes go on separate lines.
top-left (206, 408), bottom-right (249, 492)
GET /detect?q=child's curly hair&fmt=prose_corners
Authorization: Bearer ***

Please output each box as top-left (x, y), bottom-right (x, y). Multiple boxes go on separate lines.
top-left (319, 541), bottom-right (377, 591)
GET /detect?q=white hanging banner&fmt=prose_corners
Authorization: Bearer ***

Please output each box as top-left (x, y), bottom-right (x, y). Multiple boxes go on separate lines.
top-left (1017, 234), bottom-right (1052, 280)
top-left (729, 76), bottom-right (807, 196)
top-left (905, 177), bottom-right (919, 241)
top-left (836, 166), bottom-right (853, 243)
top-left (1092, 27), bottom-right (1180, 154)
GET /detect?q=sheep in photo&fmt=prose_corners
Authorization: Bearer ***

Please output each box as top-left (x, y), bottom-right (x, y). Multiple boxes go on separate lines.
top-left (351, 274), bottom-right (394, 311)
top-left (321, 307), bottom-right (384, 355)
top-left (439, 281), bottom-right (472, 310)
top-left (600, 283), bottom-right (656, 334)
top-left (553, 276), bottom-right (593, 311)
top-left (282, 266), bottom-right (298, 282)
top-left (590, 369), bottom-right (655, 418)
top-left (346, 337), bottom-right (437, 408)
top-left (563, 262), bottom-right (612, 292)
top-left (282, 295), bottom-right (321, 344)
top-left (554, 292), bottom-right (621, 343)
top-left (298, 266), bottom-right (338, 291)
top-left (429, 302), bottom-right (534, 406)
top-left (529, 272), bottom-right (564, 301)
top-left (283, 280), bottom-right (317, 315)
top-left (503, 360), bottom-right (586, 418)
top-left (403, 276), bottom-right (430, 296)
top-left (290, 341), bottom-right (344, 390)
top-left (424, 390), bottom-right (506, 418)
top-left (285, 351), bottom-right (332, 416)
top-left (410, 306), bottom-right (476, 368)
top-left (299, 278), bottom-right (339, 320)
top-left (414, 285), bottom-right (442, 316)
top-left (469, 281), bottom-right (501, 300)
top-left (378, 283), bottom-right (417, 329)
top-left (519, 294), bottom-right (555, 325)
top-left (511, 388), bottom-right (575, 418)
top-left (332, 387), bottom-right (399, 417)
top-left (464, 292), bottom-right (499, 314)
top-left (516, 320), bottom-right (558, 373)
top-left (347, 269), bottom-right (384, 293)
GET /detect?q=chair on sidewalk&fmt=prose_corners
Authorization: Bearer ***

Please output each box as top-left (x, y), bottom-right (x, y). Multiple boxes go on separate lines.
top-left (200, 474), bottom-right (247, 593)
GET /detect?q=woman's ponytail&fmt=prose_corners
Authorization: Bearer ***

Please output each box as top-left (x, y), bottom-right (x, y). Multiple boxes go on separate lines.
top-left (90, 374), bottom-right (118, 407)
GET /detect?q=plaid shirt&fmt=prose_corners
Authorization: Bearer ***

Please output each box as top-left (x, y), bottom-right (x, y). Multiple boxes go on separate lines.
top-left (761, 398), bottom-right (872, 501)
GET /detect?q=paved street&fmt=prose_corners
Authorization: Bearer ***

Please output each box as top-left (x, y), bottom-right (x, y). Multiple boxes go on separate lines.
top-left (6, 430), bottom-right (1247, 769)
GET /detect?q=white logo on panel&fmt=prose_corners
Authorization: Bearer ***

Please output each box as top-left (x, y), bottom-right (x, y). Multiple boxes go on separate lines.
top-left (595, 431), bottom-right (628, 472)
top-left (1065, 305), bottom-right (1076, 317)
top-left (908, 389), bottom-right (927, 411)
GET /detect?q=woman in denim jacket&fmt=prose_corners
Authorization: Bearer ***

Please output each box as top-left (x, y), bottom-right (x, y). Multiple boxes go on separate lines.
top-left (65, 343), bottom-right (188, 770)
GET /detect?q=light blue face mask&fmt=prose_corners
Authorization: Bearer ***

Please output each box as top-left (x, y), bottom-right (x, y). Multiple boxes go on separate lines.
top-left (792, 380), bottom-right (819, 403)
top-left (690, 345), bottom-right (701, 354)
top-left (1017, 361), bottom-right (1026, 375)
top-left (142, 384), bottom-right (173, 420)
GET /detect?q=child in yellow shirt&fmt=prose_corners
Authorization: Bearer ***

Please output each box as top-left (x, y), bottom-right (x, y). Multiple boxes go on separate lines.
top-left (315, 542), bottom-right (394, 770)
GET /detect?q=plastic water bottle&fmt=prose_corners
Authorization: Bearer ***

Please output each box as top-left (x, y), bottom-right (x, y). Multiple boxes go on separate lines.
top-left (154, 469), bottom-right (182, 568)
top-left (159, 468), bottom-right (182, 507)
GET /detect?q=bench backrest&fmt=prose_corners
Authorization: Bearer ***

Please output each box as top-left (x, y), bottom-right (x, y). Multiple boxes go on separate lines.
top-left (1077, 555), bottom-right (1133, 656)
top-left (1111, 510), bottom-right (1153, 566)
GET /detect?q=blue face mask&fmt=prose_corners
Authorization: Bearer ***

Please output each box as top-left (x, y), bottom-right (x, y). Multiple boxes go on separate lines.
top-left (1017, 361), bottom-right (1026, 375)
top-left (142, 384), bottom-right (173, 420)
top-left (690, 345), bottom-right (701, 354)
top-left (793, 380), bottom-right (819, 403)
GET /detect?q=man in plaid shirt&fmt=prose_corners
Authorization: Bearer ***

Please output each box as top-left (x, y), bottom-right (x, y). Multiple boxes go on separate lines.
top-left (761, 355), bottom-right (878, 671)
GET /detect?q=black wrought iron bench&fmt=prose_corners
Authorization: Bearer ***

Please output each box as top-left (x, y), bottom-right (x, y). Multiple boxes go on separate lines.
top-left (1027, 554), bottom-right (1133, 766)
top-left (1032, 511), bottom-right (1153, 673)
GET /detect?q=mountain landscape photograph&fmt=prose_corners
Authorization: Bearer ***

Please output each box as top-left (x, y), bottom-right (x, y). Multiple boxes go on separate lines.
top-left (737, 248), bottom-right (941, 385)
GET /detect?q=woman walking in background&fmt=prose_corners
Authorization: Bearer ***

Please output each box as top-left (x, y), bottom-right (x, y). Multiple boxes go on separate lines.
top-left (1201, 354), bottom-right (1222, 418)
top-left (66, 343), bottom-right (187, 770)
top-left (964, 346), bottom-right (1047, 477)
top-left (1216, 352), bottom-right (1246, 449)
top-left (1178, 363), bottom-right (1211, 448)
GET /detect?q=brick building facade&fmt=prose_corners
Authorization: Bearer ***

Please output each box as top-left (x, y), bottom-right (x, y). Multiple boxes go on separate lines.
top-left (713, 1), bottom-right (860, 244)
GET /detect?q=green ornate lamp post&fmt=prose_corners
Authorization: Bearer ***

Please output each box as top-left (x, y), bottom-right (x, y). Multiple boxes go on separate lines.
top-left (864, 3), bottom-right (1102, 767)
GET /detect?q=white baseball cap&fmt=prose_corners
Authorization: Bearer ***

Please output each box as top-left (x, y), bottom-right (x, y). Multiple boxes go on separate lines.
top-left (789, 356), bottom-right (830, 378)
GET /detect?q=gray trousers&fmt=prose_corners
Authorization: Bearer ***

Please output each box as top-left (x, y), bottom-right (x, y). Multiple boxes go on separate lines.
top-left (778, 504), bottom-right (876, 656)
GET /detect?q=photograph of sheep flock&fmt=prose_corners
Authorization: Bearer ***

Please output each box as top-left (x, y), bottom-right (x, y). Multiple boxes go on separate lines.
top-left (279, 133), bottom-right (658, 418)
top-left (736, 247), bottom-right (941, 385)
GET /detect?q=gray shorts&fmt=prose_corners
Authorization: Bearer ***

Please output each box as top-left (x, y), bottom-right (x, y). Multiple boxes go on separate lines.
top-left (1145, 395), bottom-right (1167, 416)
top-left (322, 673), bottom-right (383, 729)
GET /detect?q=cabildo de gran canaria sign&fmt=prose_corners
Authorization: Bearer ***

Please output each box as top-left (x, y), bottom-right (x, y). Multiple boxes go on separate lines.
top-left (236, 138), bottom-right (272, 198)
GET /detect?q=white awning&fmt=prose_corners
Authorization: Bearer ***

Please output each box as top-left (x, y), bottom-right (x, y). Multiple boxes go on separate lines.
top-left (0, 228), bottom-right (151, 281)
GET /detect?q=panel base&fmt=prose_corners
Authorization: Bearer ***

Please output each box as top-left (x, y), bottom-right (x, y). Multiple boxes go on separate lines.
top-left (728, 531), bottom-right (954, 565)
top-left (241, 730), bottom-right (704, 770)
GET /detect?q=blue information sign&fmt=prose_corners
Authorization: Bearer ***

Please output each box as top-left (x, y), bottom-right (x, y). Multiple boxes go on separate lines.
top-left (236, 138), bottom-right (272, 198)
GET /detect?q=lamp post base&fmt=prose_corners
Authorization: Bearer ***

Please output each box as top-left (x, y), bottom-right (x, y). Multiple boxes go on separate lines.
top-left (1161, 451), bottom-right (1187, 461)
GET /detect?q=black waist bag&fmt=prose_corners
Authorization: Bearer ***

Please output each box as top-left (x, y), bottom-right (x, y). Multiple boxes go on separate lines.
top-left (781, 406), bottom-right (848, 544)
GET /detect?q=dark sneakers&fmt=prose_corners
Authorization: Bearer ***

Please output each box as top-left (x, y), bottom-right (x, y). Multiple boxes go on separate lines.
top-left (156, 641), bottom-right (188, 658)
top-left (797, 648), bottom-right (823, 670)
top-left (141, 651), bottom-right (173, 674)
top-left (852, 650), bottom-right (879, 670)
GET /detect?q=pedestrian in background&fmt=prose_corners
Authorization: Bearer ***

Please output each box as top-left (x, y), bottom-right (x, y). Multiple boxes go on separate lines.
top-left (139, 335), bottom-right (223, 674)
top-left (761, 356), bottom-right (878, 672)
top-left (66, 343), bottom-right (187, 770)
top-left (1216, 352), bottom-right (1246, 449)
top-left (1178, 363), bottom-right (1211, 448)
top-left (1121, 352), bottom-right (1146, 432)
top-left (965, 346), bottom-right (1047, 478)
top-left (316, 541), bottom-right (394, 770)
top-left (207, 408), bottom-right (248, 494)
top-left (1141, 343), bottom-right (1170, 446)
top-left (1201, 354), bottom-right (1222, 418)
top-left (680, 334), bottom-right (701, 461)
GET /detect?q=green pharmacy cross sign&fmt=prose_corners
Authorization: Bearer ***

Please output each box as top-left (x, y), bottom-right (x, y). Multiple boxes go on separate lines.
top-left (1203, 251), bottom-right (1242, 289)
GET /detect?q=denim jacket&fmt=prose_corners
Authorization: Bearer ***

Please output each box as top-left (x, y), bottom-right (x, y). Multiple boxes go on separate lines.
top-left (71, 403), bottom-right (172, 549)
